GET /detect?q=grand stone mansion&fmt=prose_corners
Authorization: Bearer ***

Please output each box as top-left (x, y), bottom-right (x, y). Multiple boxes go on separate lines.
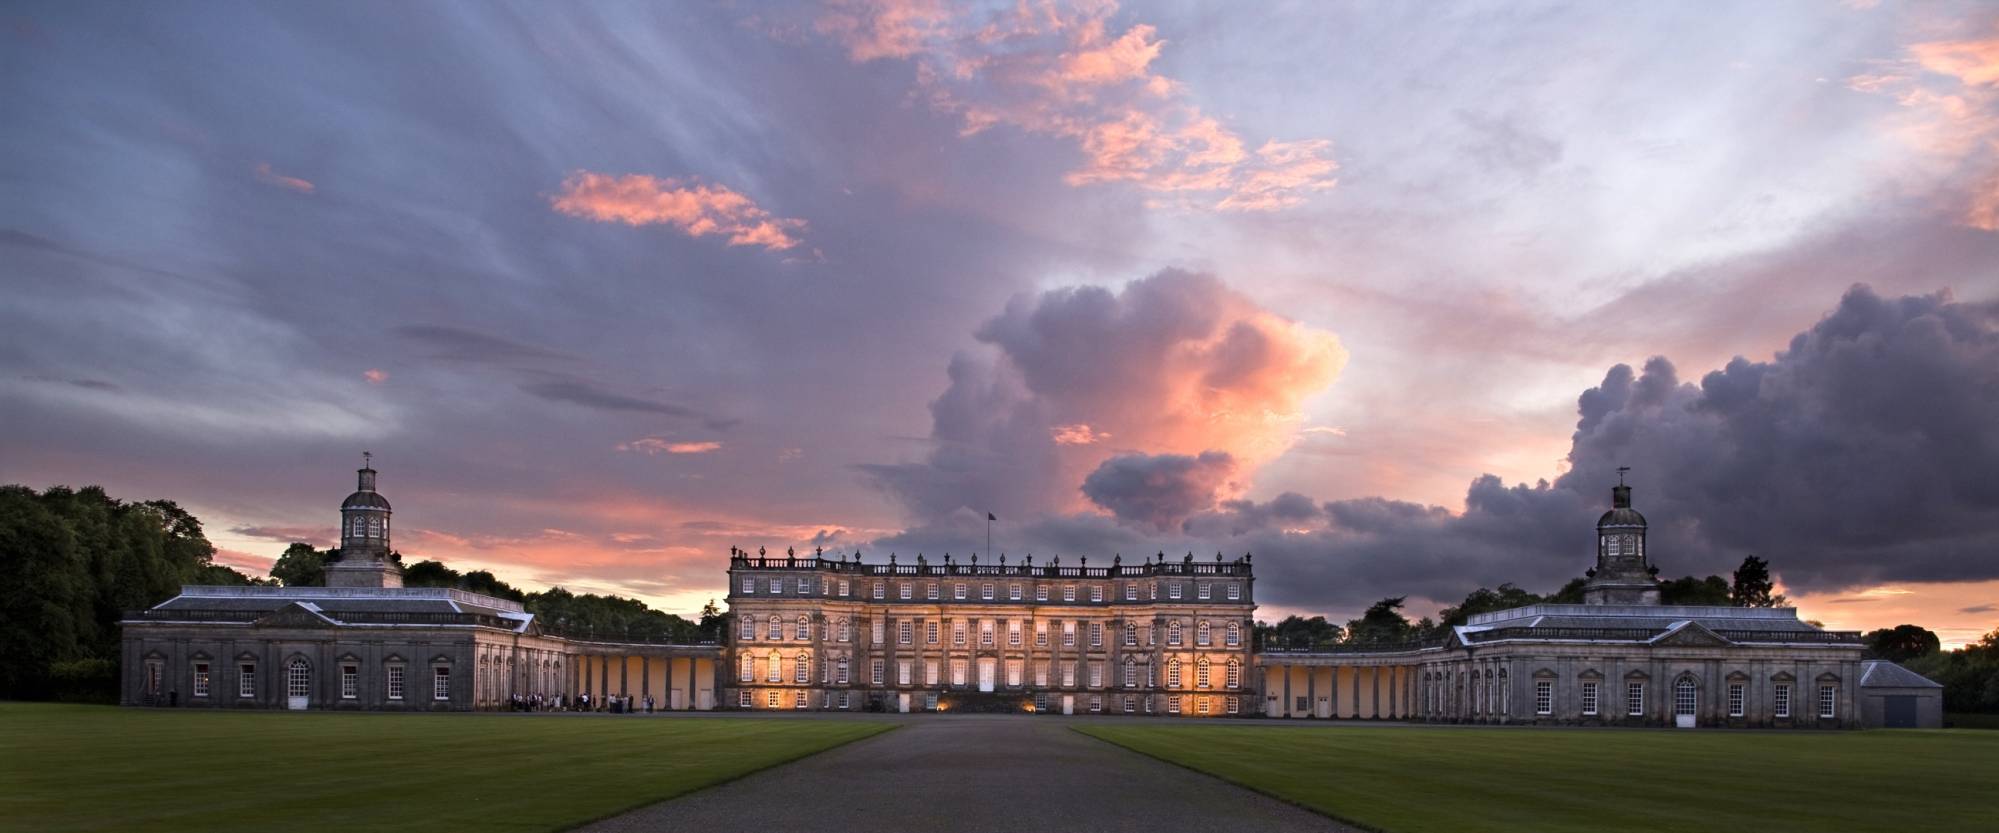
top-left (120, 462), bottom-right (1938, 727)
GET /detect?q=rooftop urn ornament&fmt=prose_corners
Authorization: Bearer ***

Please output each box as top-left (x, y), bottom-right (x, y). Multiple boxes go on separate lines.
top-left (972, 553), bottom-right (978, 565)
top-left (815, 546), bottom-right (823, 557)
top-left (1185, 552), bottom-right (1194, 565)
top-left (758, 546), bottom-right (766, 557)
top-left (1113, 554), bottom-right (1121, 566)
top-left (1025, 554), bottom-right (1033, 566)
top-left (890, 552), bottom-right (897, 564)
top-left (1216, 551), bottom-right (1223, 562)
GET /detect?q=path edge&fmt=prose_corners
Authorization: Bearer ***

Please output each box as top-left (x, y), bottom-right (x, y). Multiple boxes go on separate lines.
top-left (1069, 725), bottom-right (1385, 833)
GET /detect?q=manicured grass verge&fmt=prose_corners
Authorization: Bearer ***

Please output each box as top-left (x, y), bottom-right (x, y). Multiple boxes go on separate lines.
top-left (0, 703), bottom-right (889, 833)
top-left (1946, 712), bottom-right (1999, 729)
top-left (1078, 723), bottom-right (1999, 833)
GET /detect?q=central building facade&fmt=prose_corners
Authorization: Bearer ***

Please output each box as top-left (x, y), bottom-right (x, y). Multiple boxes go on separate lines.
top-left (724, 550), bottom-right (1256, 715)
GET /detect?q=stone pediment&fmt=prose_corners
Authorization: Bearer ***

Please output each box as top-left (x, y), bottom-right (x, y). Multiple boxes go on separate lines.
top-left (254, 602), bottom-right (339, 630)
top-left (1649, 621), bottom-right (1733, 648)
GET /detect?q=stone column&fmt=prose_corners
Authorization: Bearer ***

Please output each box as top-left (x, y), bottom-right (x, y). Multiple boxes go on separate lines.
top-left (1282, 664), bottom-right (1292, 717)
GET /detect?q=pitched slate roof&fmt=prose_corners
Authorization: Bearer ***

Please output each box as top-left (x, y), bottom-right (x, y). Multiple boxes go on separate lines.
top-left (1860, 660), bottom-right (1943, 689)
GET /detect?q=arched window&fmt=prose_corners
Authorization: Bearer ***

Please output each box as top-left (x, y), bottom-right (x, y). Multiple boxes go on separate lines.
top-left (740, 654), bottom-right (754, 682)
top-left (767, 654), bottom-right (781, 682)
top-left (1226, 658), bottom-right (1241, 689)
top-left (1226, 621), bottom-right (1241, 646)
top-left (795, 653), bottom-right (810, 684)
top-left (1197, 620), bottom-right (1211, 646)
top-left (1196, 657), bottom-right (1211, 689)
top-left (286, 658), bottom-right (311, 699)
top-left (837, 618), bottom-right (850, 643)
top-left (1675, 677), bottom-right (1698, 717)
top-left (739, 616), bottom-right (755, 640)
top-left (1167, 658), bottom-right (1182, 688)
top-left (1167, 621), bottom-right (1183, 646)
top-left (1124, 622), bottom-right (1138, 647)
top-left (797, 615), bottom-right (811, 641)
top-left (769, 615), bottom-right (784, 641)
top-left (836, 657), bottom-right (850, 684)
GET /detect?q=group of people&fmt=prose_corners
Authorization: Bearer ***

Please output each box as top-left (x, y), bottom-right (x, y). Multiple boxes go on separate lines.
top-left (505, 692), bottom-right (662, 713)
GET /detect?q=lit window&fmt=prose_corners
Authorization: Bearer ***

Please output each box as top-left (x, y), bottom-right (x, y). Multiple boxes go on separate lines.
top-left (767, 690), bottom-right (780, 708)
top-left (1535, 680), bottom-right (1553, 715)
top-left (1626, 681), bottom-right (1644, 716)
top-left (1819, 685), bottom-right (1836, 719)
top-left (1167, 659), bottom-right (1182, 688)
top-left (341, 664), bottom-right (359, 699)
top-left (1728, 683), bottom-right (1745, 717)
top-left (1198, 583), bottom-right (1211, 600)
top-left (1775, 684), bottom-right (1792, 718)
top-left (1581, 681), bottom-right (1598, 716)
top-left (192, 663), bottom-right (210, 698)
top-left (1197, 658), bottom-right (1210, 689)
top-left (432, 667), bottom-right (450, 701)
top-left (1226, 583), bottom-right (1241, 601)
top-left (768, 654), bottom-right (781, 682)
top-left (1226, 660), bottom-right (1241, 690)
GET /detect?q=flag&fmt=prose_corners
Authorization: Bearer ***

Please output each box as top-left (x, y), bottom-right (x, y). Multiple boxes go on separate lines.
top-left (987, 512), bottom-right (997, 521)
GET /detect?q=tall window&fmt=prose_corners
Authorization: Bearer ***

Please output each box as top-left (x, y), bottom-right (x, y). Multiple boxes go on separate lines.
top-left (928, 622), bottom-right (940, 645)
top-left (741, 655), bottom-right (754, 682)
top-left (981, 620), bottom-right (995, 647)
top-left (767, 654), bottom-right (781, 682)
top-left (953, 661), bottom-right (968, 687)
top-left (838, 619), bottom-right (851, 642)
top-left (432, 667), bottom-right (450, 701)
top-left (341, 664), bottom-right (359, 699)
top-left (837, 658), bottom-right (850, 684)
top-left (1197, 621), bottom-right (1211, 646)
top-left (795, 690), bottom-right (808, 709)
top-left (1009, 620), bottom-right (1022, 646)
top-left (286, 659), bottom-right (310, 699)
top-left (871, 620), bottom-right (885, 645)
top-left (927, 660), bottom-right (940, 685)
top-left (387, 665), bottom-right (405, 700)
top-left (1035, 621), bottom-right (1048, 647)
top-left (1226, 660), bottom-right (1241, 690)
top-left (798, 615), bottom-right (811, 641)
top-left (1196, 657), bottom-right (1210, 689)
top-left (1007, 660), bottom-right (1023, 687)
top-left (871, 659), bottom-right (885, 685)
top-left (1581, 681), bottom-right (1598, 716)
top-left (1062, 665), bottom-right (1075, 687)
top-left (954, 621), bottom-right (967, 646)
top-left (769, 615), bottom-right (782, 641)
top-left (899, 621), bottom-right (913, 645)
top-left (837, 579), bottom-right (849, 597)
top-left (1124, 623), bottom-right (1137, 647)
top-left (1774, 684), bottom-right (1792, 718)
top-left (1063, 621), bottom-right (1076, 647)
top-left (1626, 681), bottom-right (1644, 716)
top-left (1167, 658), bottom-right (1182, 688)
top-left (1168, 621), bottom-right (1183, 646)
top-left (1535, 680), bottom-right (1553, 715)
top-left (899, 661), bottom-right (912, 685)
top-left (740, 690), bottom-right (753, 708)
top-left (740, 616), bottom-right (756, 640)
top-left (1819, 685), bottom-right (1836, 719)
top-left (1089, 622), bottom-right (1102, 648)
top-left (192, 663), bottom-right (210, 698)
top-left (1090, 664), bottom-right (1103, 687)
top-left (1124, 663), bottom-right (1137, 688)
top-left (1226, 622), bottom-right (1241, 646)
top-left (796, 655), bottom-right (810, 684)
top-left (1728, 683), bottom-right (1745, 717)
top-left (1168, 695), bottom-right (1181, 714)
top-left (1675, 678), bottom-right (1697, 717)
top-left (768, 690), bottom-right (780, 708)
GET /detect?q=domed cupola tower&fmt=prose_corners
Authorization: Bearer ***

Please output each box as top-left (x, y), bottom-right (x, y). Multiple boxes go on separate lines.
top-left (325, 452), bottom-right (403, 588)
top-left (1582, 469), bottom-right (1658, 605)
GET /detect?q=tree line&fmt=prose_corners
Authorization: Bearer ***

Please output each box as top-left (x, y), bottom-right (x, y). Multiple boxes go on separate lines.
top-left (0, 484), bottom-right (719, 701)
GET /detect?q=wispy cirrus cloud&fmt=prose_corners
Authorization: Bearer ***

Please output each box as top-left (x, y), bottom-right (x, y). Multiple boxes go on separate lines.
top-left (617, 437), bottom-right (724, 455)
top-left (549, 171), bottom-right (805, 251)
top-left (802, 0), bottom-right (1338, 211)
top-left (253, 162), bottom-right (314, 194)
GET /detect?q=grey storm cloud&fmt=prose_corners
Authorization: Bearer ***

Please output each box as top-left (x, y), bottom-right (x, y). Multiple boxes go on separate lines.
top-left (1081, 451), bottom-right (1237, 532)
top-left (871, 284), bottom-right (1999, 616)
top-left (393, 325), bottom-right (578, 365)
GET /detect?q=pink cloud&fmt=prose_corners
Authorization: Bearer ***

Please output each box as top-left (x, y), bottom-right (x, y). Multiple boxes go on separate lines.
top-left (549, 171), bottom-right (805, 250)
top-left (254, 162), bottom-right (314, 194)
top-left (616, 437), bottom-right (724, 455)
top-left (362, 368), bottom-right (388, 384)
top-left (1851, 25), bottom-right (1999, 229)
top-left (1051, 423), bottom-right (1110, 445)
top-left (795, 1), bottom-right (1338, 212)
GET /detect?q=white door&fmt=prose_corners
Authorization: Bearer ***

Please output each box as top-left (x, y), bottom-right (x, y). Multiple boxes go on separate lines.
top-left (899, 693), bottom-right (911, 713)
top-left (1062, 695), bottom-right (1074, 715)
top-left (286, 659), bottom-right (310, 710)
top-left (978, 659), bottom-right (996, 693)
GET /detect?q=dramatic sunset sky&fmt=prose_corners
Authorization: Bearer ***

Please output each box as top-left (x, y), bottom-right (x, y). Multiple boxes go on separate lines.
top-left (4, 1), bottom-right (1997, 646)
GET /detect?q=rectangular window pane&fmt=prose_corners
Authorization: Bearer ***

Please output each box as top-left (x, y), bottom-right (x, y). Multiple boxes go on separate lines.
top-left (1728, 683), bottom-right (1745, 717)
top-left (1581, 681), bottom-right (1597, 716)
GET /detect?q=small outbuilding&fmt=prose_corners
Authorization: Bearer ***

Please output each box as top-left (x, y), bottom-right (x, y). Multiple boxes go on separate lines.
top-left (1857, 660), bottom-right (1943, 728)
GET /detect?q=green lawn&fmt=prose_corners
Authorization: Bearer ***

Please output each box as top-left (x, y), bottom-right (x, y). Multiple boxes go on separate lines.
top-left (1078, 724), bottom-right (1999, 833)
top-left (0, 703), bottom-right (889, 833)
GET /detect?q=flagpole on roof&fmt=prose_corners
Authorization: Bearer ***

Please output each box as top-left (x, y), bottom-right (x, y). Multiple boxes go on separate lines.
top-left (986, 511), bottom-right (995, 564)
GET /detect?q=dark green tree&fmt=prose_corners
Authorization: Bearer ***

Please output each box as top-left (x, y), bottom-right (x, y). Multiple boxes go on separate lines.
top-left (1863, 624), bottom-right (1942, 663)
top-left (1658, 575), bottom-right (1732, 605)
top-left (1265, 615), bottom-right (1343, 649)
top-left (1437, 583), bottom-right (1543, 630)
top-left (1730, 555), bottom-right (1785, 607)
top-left (400, 559), bottom-right (461, 588)
top-left (1545, 577), bottom-right (1589, 604)
top-left (269, 542), bottom-right (327, 587)
top-left (1346, 597), bottom-right (1417, 644)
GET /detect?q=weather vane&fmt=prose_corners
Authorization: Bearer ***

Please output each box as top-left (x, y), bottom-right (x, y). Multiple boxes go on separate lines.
top-left (1617, 465), bottom-right (1630, 485)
